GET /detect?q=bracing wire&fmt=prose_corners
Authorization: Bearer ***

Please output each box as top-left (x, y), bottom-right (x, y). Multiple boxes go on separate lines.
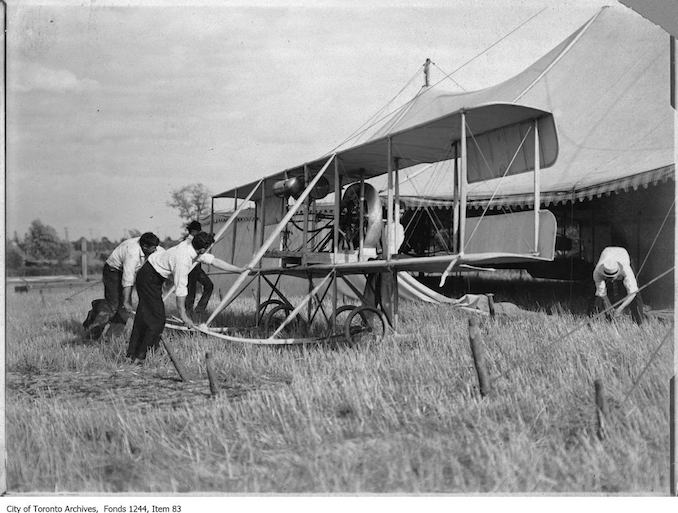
top-left (465, 123), bottom-right (533, 245)
top-left (389, 140), bottom-right (457, 253)
top-left (431, 61), bottom-right (467, 91)
top-left (545, 265), bottom-right (675, 347)
top-left (620, 326), bottom-right (673, 407)
top-left (325, 7), bottom-right (547, 159)
top-left (636, 197), bottom-right (675, 277)
top-left (328, 65), bottom-right (424, 153)
top-left (427, 7), bottom-right (547, 92)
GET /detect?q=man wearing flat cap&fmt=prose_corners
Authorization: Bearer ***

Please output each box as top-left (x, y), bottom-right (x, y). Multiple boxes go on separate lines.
top-left (592, 246), bottom-right (645, 324)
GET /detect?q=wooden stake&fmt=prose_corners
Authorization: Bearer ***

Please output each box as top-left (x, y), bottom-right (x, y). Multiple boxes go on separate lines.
top-left (486, 293), bottom-right (495, 318)
top-left (81, 238), bottom-right (88, 281)
top-left (205, 352), bottom-right (219, 397)
top-left (162, 338), bottom-right (189, 382)
top-left (594, 379), bottom-right (607, 440)
top-left (468, 317), bottom-right (491, 397)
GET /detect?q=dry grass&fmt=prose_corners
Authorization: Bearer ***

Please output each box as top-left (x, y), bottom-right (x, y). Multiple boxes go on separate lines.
top-left (5, 283), bottom-right (672, 493)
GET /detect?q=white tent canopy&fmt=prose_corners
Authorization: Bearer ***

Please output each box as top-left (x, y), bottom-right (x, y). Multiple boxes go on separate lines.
top-left (214, 104), bottom-right (557, 201)
top-left (389, 6), bottom-right (674, 210)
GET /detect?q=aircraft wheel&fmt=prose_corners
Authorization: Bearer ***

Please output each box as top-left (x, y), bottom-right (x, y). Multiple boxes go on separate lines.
top-left (256, 299), bottom-right (286, 326)
top-left (343, 306), bottom-right (386, 345)
top-left (263, 304), bottom-right (306, 337)
top-left (334, 305), bottom-right (358, 327)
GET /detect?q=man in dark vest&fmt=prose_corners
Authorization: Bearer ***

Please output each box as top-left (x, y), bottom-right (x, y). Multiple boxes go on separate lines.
top-left (126, 231), bottom-right (242, 364)
top-left (184, 221), bottom-right (215, 321)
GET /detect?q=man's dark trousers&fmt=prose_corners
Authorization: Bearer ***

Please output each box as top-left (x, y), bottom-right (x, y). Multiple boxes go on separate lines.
top-left (127, 261), bottom-right (165, 360)
top-left (186, 264), bottom-right (213, 314)
top-left (102, 263), bottom-right (130, 325)
top-left (83, 263), bottom-right (127, 337)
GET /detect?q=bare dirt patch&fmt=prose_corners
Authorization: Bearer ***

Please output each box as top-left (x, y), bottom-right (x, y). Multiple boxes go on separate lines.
top-left (7, 368), bottom-right (293, 410)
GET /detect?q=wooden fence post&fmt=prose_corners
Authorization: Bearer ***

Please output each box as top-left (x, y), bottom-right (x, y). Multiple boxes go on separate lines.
top-left (81, 238), bottom-right (88, 281)
top-left (205, 352), bottom-right (219, 397)
top-left (468, 317), bottom-right (491, 397)
top-left (162, 338), bottom-right (189, 382)
top-left (485, 293), bottom-right (495, 318)
top-left (594, 379), bottom-right (607, 440)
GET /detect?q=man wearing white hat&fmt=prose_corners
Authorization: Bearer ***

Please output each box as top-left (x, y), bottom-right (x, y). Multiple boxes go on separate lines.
top-left (592, 246), bottom-right (645, 324)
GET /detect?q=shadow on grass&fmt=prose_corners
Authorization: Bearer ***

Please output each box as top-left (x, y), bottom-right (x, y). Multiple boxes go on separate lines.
top-left (417, 274), bottom-right (593, 315)
top-left (45, 316), bottom-right (85, 334)
top-left (54, 317), bottom-right (129, 348)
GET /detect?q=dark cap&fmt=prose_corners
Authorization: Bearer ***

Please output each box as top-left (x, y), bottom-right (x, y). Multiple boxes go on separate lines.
top-left (191, 231), bottom-right (215, 251)
top-left (139, 232), bottom-right (160, 247)
top-left (187, 221), bottom-right (202, 232)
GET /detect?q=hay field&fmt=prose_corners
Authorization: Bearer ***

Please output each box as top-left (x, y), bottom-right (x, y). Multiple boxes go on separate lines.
top-left (5, 283), bottom-right (672, 493)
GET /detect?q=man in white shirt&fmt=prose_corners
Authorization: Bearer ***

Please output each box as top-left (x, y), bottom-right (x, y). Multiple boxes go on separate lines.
top-left (364, 204), bottom-right (406, 325)
top-left (126, 231), bottom-right (243, 363)
top-left (592, 246), bottom-right (645, 324)
top-left (83, 232), bottom-right (161, 339)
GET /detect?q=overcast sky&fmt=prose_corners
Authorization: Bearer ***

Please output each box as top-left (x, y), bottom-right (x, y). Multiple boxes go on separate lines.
top-left (6, 0), bottom-right (615, 241)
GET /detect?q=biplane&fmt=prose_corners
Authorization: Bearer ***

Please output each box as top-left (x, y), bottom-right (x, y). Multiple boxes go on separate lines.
top-left (167, 94), bottom-right (560, 345)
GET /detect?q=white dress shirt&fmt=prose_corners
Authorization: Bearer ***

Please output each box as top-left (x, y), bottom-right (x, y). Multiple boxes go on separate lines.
top-left (148, 239), bottom-right (214, 297)
top-left (106, 237), bottom-right (164, 288)
top-left (593, 246), bottom-right (639, 297)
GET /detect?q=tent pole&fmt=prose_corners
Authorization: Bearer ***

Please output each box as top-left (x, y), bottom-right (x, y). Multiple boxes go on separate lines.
top-left (395, 157), bottom-right (401, 227)
top-left (534, 118), bottom-right (541, 254)
top-left (386, 137), bottom-right (394, 262)
top-left (386, 137), bottom-right (396, 331)
top-left (459, 112), bottom-right (467, 255)
top-left (452, 142), bottom-right (459, 254)
top-left (215, 183), bottom-right (260, 247)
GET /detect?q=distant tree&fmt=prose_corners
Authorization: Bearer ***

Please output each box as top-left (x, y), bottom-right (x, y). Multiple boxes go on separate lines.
top-left (167, 183), bottom-right (212, 226)
top-left (100, 236), bottom-right (116, 251)
top-left (22, 219), bottom-right (70, 261)
top-left (162, 236), bottom-right (178, 249)
top-left (6, 241), bottom-right (24, 269)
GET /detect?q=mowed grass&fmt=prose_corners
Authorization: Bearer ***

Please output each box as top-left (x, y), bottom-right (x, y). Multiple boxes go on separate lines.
top-left (5, 282), bottom-right (672, 494)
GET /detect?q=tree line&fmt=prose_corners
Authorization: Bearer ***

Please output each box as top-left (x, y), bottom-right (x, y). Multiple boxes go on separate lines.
top-left (6, 220), bottom-right (180, 271)
top-left (7, 182), bottom-right (213, 274)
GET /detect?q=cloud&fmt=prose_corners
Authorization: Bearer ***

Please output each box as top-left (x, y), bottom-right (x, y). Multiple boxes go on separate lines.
top-left (13, 62), bottom-right (101, 93)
